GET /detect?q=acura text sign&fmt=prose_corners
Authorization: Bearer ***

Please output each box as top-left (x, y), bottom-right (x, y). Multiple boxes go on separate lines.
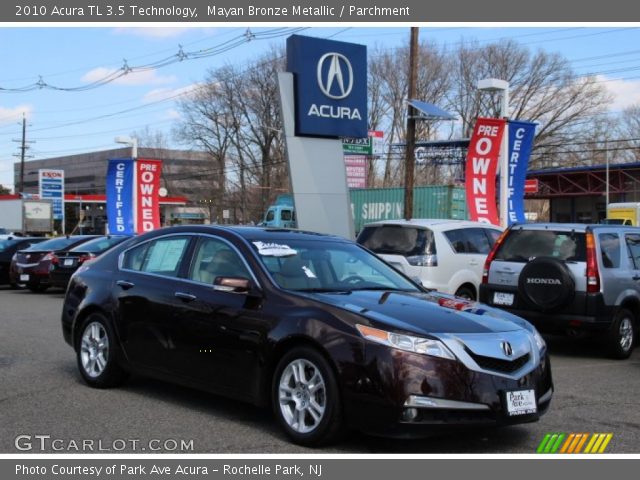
top-left (286, 35), bottom-right (367, 138)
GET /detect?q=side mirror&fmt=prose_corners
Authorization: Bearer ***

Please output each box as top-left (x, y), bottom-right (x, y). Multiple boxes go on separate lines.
top-left (213, 276), bottom-right (252, 294)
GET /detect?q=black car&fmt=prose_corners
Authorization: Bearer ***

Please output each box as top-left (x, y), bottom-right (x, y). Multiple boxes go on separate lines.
top-left (62, 226), bottom-right (552, 446)
top-left (50, 235), bottom-right (131, 289)
top-left (10, 235), bottom-right (99, 292)
top-left (0, 236), bottom-right (47, 286)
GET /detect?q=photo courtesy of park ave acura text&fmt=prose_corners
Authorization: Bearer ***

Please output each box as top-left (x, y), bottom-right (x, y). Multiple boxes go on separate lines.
top-left (1, 1), bottom-right (639, 462)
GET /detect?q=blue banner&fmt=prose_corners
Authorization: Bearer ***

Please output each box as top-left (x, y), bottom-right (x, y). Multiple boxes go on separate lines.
top-left (106, 159), bottom-right (135, 235)
top-left (507, 120), bottom-right (537, 225)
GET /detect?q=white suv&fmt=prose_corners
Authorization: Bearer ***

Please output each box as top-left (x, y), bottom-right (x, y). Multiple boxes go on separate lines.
top-left (357, 219), bottom-right (503, 300)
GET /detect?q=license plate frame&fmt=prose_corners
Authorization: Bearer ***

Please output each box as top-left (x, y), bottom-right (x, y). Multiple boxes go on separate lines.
top-left (19, 274), bottom-right (29, 282)
top-left (493, 291), bottom-right (514, 306)
top-left (64, 259), bottom-right (74, 267)
top-left (504, 389), bottom-right (537, 417)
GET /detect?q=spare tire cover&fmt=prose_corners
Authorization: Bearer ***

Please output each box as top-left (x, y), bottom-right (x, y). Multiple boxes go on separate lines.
top-left (518, 256), bottom-right (575, 311)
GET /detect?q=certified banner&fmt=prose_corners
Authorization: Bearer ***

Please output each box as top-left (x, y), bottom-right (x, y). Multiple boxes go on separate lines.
top-left (135, 159), bottom-right (162, 233)
top-left (507, 120), bottom-right (537, 225)
top-left (464, 117), bottom-right (506, 225)
top-left (106, 159), bottom-right (135, 235)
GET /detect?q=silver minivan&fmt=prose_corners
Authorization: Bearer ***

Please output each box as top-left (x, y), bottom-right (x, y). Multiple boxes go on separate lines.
top-left (479, 223), bottom-right (639, 359)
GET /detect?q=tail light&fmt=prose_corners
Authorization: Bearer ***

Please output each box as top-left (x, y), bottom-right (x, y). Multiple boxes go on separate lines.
top-left (482, 229), bottom-right (509, 284)
top-left (78, 253), bottom-right (96, 264)
top-left (406, 254), bottom-right (437, 266)
top-left (42, 252), bottom-right (58, 264)
top-left (585, 232), bottom-right (600, 293)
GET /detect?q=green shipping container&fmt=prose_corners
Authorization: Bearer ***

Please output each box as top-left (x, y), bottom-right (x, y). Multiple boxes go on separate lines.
top-left (350, 185), bottom-right (467, 233)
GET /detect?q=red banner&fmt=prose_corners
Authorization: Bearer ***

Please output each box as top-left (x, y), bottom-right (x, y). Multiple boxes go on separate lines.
top-left (135, 159), bottom-right (162, 233)
top-left (465, 118), bottom-right (506, 225)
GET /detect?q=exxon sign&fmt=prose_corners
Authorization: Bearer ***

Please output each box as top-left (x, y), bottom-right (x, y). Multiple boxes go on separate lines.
top-left (286, 35), bottom-right (367, 139)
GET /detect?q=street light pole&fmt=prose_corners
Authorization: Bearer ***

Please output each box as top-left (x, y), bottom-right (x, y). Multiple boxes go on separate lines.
top-left (478, 78), bottom-right (510, 227)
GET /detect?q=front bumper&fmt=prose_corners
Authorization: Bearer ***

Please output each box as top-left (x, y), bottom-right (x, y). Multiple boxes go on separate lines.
top-left (342, 344), bottom-right (553, 438)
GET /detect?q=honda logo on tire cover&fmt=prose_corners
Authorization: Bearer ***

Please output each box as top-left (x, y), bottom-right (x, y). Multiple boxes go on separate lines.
top-left (527, 278), bottom-right (562, 285)
top-left (317, 53), bottom-right (353, 99)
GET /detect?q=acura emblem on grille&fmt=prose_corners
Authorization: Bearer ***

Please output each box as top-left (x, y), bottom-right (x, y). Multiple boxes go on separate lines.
top-left (501, 341), bottom-right (513, 357)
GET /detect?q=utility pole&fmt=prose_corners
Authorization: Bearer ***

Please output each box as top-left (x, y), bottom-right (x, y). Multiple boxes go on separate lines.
top-left (403, 27), bottom-right (419, 220)
top-left (12, 113), bottom-right (34, 195)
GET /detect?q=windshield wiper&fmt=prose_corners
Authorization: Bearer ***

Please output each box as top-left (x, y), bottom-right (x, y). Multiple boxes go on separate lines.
top-left (295, 288), bottom-right (351, 294)
top-left (347, 286), bottom-right (416, 292)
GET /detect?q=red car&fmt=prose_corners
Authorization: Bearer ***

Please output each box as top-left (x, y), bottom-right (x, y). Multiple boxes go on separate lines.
top-left (10, 235), bottom-right (98, 292)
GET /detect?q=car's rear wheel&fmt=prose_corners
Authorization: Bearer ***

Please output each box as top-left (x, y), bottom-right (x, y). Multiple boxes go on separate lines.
top-left (272, 347), bottom-right (343, 446)
top-left (454, 285), bottom-right (476, 300)
top-left (606, 308), bottom-right (636, 359)
top-left (76, 313), bottom-right (128, 388)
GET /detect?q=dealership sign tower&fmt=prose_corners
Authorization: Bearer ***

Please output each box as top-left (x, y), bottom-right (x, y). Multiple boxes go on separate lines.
top-left (279, 35), bottom-right (367, 239)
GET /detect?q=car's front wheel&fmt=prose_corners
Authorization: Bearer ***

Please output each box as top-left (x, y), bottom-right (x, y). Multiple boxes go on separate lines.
top-left (272, 347), bottom-right (343, 446)
top-left (606, 308), bottom-right (636, 359)
top-left (76, 313), bottom-right (128, 388)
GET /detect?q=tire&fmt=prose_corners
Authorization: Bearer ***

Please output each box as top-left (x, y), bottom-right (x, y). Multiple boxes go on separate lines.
top-left (454, 286), bottom-right (476, 300)
top-left (75, 312), bottom-right (128, 388)
top-left (518, 257), bottom-right (575, 311)
top-left (272, 346), bottom-right (344, 447)
top-left (605, 308), bottom-right (636, 359)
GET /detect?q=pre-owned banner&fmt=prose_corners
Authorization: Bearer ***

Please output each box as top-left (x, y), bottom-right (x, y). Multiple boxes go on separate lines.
top-left (507, 120), bottom-right (537, 225)
top-left (106, 159), bottom-right (135, 235)
top-left (135, 159), bottom-right (162, 233)
top-left (464, 117), bottom-right (506, 225)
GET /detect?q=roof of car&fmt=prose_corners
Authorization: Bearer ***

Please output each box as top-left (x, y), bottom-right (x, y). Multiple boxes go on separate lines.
top-left (362, 219), bottom-right (504, 230)
top-left (509, 223), bottom-right (640, 231)
top-left (154, 225), bottom-right (351, 243)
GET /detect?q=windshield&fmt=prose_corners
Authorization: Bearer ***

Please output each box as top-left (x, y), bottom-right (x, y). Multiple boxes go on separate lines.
top-left (23, 236), bottom-right (86, 252)
top-left (495, 229), bottom-right (586, 262)
top-left (70, 236), bottom-right (128, 253)
top-left (251, 239), bottom-right (420, 292)
top-left (357, 225), bottom-right (435, 256)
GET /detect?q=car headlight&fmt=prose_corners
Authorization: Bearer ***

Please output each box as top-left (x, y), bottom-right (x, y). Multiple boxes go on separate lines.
top-left (356, 324), bottom-right (456, 360)
top-left (533, 329), bottom-right (546, 353)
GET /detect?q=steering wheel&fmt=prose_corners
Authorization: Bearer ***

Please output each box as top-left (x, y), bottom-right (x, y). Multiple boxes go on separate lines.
top-left (342, 275), bottom-right (366, 285)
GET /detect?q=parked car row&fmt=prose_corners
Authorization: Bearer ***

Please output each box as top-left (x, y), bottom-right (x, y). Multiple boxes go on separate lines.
top-left (0, 234), bottom-right (130, 292)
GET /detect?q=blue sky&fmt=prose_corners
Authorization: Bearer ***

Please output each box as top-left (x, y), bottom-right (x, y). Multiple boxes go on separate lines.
top-left (1, 26), bottom-right (640, 190)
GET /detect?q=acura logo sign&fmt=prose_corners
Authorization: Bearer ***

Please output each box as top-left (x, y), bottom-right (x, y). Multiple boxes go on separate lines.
top-left (317, 52), bottom-right (353, 99)
top-left (501, 341), bottom-right (513, 357)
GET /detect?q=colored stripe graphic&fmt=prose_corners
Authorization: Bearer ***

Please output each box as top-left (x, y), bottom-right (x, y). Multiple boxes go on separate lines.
top-left (537, 433), bottom-right (613, 453)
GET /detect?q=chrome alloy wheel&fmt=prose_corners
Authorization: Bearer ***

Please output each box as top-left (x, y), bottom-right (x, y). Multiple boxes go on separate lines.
top-left (80, 322), bottom-right (109, 378)
top-left (278, 359), bottom-right (326, 434)
top-left (619, 317), bottom-right (634, 352)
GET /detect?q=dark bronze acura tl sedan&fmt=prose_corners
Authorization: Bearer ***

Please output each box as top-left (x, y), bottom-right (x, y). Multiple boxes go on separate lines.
top-left (61, 226), bottom-right (552, 446)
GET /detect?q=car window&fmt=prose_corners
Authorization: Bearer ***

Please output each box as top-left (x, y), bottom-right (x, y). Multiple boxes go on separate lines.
top-left (188, 237), bottom-right (251, 284)
top-left (599, 233), bottom-right (621, 269)
top-left (266, 210), bottom-right (275, 222)
top-left (122, 236), bottom-right (190, 278)
top-left (625, 234), bottom-right (640, 269)
top-left (485, 229), bottom-right (502, 246)
top-left (357, 225), bottom-right (435, 257)
top-left (495, 230), bottom-right (586, 262)
top-left (443, 228), bottom-right (492, 254)
top-left (281, 209), bottom-right (293, 221)
top-left (23, 236), bottom-right (83, 251)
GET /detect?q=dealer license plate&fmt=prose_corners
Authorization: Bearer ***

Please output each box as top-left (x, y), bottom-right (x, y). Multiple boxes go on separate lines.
top-left (505, 389), bottom-right (537, 416)
top-left (493, 292), bottom-right (514, 306)
top-left (64, 259), bottom-right (74, 266)
top-left (19, 274), bottom-right (29, 282)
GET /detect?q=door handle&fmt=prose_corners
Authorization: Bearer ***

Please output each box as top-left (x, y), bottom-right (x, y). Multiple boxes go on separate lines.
top-left (633, 275), bottom-right (640, 281)
top-left (175, 292), bottom-right (197, 302)
top-left (469, 260), bottom-right (478, 266)
top-left (116, 280), bottom-right (135, 290)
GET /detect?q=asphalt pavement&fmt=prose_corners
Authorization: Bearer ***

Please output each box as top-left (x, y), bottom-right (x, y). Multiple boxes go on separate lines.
top-left (1, 286), bottom-right (639, 453)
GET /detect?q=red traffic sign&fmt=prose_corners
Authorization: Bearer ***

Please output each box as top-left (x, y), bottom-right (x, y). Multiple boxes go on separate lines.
top-left (525, 178), bottom-right (539, 194)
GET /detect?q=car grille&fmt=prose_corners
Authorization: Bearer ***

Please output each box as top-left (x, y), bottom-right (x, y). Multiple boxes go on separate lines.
top-left (466, 350), bottom-right (530, 374)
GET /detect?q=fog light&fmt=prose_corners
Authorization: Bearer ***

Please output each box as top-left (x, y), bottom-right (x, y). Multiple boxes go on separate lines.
top-left (402, 407), bottom-right (419, 422)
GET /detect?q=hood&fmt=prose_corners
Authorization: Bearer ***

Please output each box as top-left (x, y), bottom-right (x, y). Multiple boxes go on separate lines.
top-left (299, 290), bottom-right (524, 335)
